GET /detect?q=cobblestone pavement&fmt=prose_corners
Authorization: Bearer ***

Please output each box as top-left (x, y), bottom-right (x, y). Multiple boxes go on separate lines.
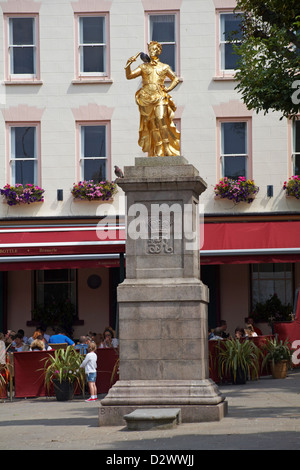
top-left (1, 370), bottom-right (300, 451)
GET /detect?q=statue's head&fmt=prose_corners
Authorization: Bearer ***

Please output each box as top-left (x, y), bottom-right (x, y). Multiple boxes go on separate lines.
top-left (148, 41), bottom-right (162, 57)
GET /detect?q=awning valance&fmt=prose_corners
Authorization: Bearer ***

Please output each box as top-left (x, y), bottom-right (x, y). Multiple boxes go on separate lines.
top-left (0, 224), bottom-right (125, 270)
top-left (201, 221), bottom-right (300, 264)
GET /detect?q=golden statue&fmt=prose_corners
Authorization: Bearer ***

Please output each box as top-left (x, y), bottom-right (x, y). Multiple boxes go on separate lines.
top-left (125, 41), bottom-right (180, 157)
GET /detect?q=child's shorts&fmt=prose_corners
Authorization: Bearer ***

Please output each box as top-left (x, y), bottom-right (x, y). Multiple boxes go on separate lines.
top-left (87, 372), bottom-right (97, 382)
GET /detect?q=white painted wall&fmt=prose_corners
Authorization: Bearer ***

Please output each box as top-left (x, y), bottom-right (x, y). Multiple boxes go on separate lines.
top-left (0, 0), bottom-right (294, 218)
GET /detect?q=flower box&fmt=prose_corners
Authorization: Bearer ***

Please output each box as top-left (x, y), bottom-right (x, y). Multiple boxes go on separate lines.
top-left (283, 176), bottom-right (300, 199)
top-left (71, 180), bottom-right (117, 201)
top-left (0, 184), bottom-right (45, 206)
top-left (214, 176), bottom-right (259, 204)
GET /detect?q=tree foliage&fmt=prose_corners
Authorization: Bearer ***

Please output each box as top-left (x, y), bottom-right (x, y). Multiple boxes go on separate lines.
top-left (232, 0), bottom-right (300, 119)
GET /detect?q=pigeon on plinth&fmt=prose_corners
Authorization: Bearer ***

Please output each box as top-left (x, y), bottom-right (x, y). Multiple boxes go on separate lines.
top-left (114, 165), bottom-right (124, 178)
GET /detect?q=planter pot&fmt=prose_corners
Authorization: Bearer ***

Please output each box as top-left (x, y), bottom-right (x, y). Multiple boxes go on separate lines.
top-left (285, 195), bottom-right (300, 200)
top-left (214, 195), bottom-right (256, 204)
top-left (72, 198), bottom-right (114, 203)
top-left (53, 380), bottom-right (74, 401)
top-left (231, 367), bottom-right (247, 385)
top-left (270, 360), bottom-right (288, 379)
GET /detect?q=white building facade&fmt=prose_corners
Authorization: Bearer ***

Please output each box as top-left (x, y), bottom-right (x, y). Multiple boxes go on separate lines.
top-left (0, 0), bottom-right (299, 339)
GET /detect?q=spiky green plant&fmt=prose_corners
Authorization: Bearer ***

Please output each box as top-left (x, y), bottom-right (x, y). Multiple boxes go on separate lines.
top-left (216, 338), bottom-right (262, 383)
top-left (41, 346), bottom-right (86, 393)
top-left (261, 337), bottom-right (293, 370)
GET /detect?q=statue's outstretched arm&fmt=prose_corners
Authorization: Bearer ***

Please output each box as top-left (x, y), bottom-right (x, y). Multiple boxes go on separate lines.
top-left (125, 52), bottom-right (142, 79)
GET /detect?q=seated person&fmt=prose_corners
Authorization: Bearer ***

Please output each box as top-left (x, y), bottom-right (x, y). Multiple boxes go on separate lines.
top-left (244, 324), bottom-right (258, 337)
top-left (234, 327), bottom-right (245, 339)
top-left (213, 320), bottom-right (230, 339)
top-left (48, 328), bottom-right (75, 347)
top-left (245, 317), bottom-right (262, 336)
top-left (30, 339), bottom-right (46, 351)
top-left (100, 327), bottom-right (118, 349)
top-left (17, 329), bottom-right (28, 345)
top-left (75, 336), bottom-right (90, 354)
top-left (13, 333), bottom-right (29, 352)
top-left (94, 333), bottom-right (104, 348)
top-left (30, 335), bottom-right (51, 351)
top-left (36, 326), bottom-right (50, 343)
top-left (28, 329), bottom-right (45, 345)
top-left (4, 330), bottom-right (16, 349)
top-left (208, 328), bottom-right (223, 340)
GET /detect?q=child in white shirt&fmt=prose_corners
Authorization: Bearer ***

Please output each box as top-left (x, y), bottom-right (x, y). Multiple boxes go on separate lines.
top-left (80, 341), bottom-right (98, 402)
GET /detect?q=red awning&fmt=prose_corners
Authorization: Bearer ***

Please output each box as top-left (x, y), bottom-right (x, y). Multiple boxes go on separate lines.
top-left (201, 220), bottom-right (300, 264)
top-left (0, 220), bottom-right (300, 270)
top-left (0, 224), bottom-right (126, 270)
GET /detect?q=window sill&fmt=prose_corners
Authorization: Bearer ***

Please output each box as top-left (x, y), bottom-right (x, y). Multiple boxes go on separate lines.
top-left (72, 78), bottom-right (113, 84)
top-left (4, 79), bottom-right (43, 86)
top-left (213, 75), bottom-right (236, 81)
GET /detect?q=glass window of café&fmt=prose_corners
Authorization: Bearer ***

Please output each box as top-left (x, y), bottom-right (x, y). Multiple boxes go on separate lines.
top-left (251, 263), bottom-right (293, 307)
top-left (33, 269), bottom-right (77, 322)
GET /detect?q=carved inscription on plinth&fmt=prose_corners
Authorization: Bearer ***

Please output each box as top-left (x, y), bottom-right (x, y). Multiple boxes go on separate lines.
top-left (147, 214), bottom-right (174, 255)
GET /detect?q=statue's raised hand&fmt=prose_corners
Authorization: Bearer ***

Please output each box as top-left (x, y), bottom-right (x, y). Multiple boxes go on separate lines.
top-left (125, 52), bottom-right (141, 68)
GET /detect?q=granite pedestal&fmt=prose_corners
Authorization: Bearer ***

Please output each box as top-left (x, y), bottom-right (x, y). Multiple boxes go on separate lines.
top-left (98, 157), bottom-right (227, 425)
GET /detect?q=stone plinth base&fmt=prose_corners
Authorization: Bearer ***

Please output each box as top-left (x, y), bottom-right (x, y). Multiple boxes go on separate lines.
top-left (98, 379), bottom-right (227, 426)
top-left (102, 157), bottom-right (228, 426)
top-left (99, 403), bottom-right (227, 426)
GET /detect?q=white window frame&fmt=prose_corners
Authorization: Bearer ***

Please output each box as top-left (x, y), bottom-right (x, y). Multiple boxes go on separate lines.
top-left (146, 12), bottom-right (179, 74)
top-left (79, 123), bottom-right (108, 181)
top-left (219, 12), bottom-right (241, 73)
top-left (219, 119), bottom-right (249, 179)
top-left (9, 124), bottom-right (39, 185)
top-left (8, 16), bottom-right (37, 79)
top-left (76, 13), bottom-right (109, 78)
top-left (292, 120), bottom-right (300, 175)
top-left (78, 15), bottom-right (107, 77)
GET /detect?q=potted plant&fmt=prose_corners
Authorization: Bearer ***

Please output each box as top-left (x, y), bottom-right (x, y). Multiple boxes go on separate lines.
top-left (261, 337), bottom-right (293, 379)
top-left (0, 183), bottom-right (45, 206)
top-left (283, 175), bottom-right (300, 199)
top-left (41, 346), bottom-right (86, 401)
top-left (71, 180), bottom-right (117, 201)
top-left (216, 338), bottom-right (262, 384)
top-left (214, 176), bottom-right (259, 204)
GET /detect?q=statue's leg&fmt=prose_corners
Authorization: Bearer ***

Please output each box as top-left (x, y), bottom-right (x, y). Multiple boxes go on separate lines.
top-left (154, 105), bottom-right (173, 156)
top-left (148, 117), bottom-right (164, 157)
